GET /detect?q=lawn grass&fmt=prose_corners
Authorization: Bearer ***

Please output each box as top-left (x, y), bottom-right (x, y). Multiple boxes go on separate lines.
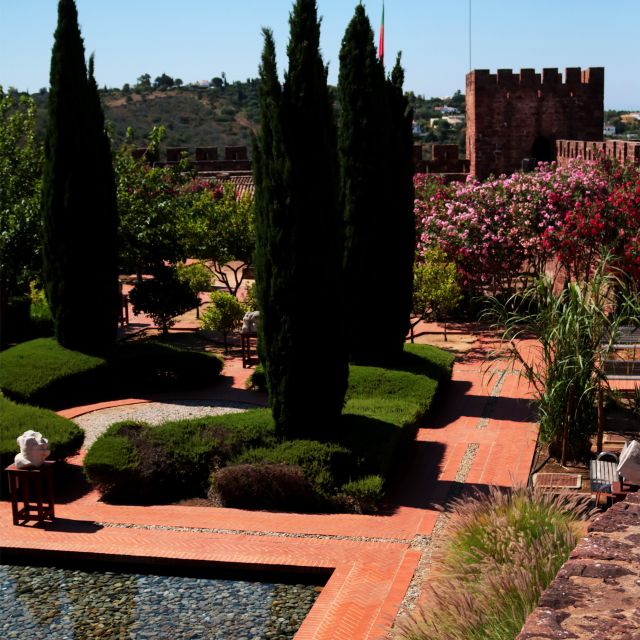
top-left (0, 337), bottom-right (223, 409)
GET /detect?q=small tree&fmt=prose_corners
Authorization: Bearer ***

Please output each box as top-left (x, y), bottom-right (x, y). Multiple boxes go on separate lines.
top-left (128, 265), bottom-right (198, 335)
top-left (184, 182), bottom-right (255, 296)
top-left (177, 261), bottom-right (214, 318)
top-left (411, 247), bottom-right (462, 342)
top-left (0, 88), bottom-right (43, 346)
top-left (200, 291), bottom-right (246, 352)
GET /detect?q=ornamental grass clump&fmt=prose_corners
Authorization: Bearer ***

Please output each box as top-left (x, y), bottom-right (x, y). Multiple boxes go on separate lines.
top-left (401, 487), bottom-right (589, 640)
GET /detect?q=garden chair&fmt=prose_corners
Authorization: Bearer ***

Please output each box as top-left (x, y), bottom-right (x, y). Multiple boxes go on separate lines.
top-left (590, 441), bottom-right (640, 506)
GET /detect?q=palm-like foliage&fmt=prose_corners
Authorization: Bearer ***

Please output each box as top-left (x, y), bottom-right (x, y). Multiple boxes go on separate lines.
top-left (485, 258), bottom-right (639, 461)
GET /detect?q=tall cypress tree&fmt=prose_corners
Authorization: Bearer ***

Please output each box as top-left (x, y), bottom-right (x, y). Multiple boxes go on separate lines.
top-left (41, 0), bottom-right (119, 354)
top-left (385, 53), bottom-right (416, 358)
top-left (338, 5), bottom-right (394, 364)
top-left (253, 0), bottom-right (348, 439)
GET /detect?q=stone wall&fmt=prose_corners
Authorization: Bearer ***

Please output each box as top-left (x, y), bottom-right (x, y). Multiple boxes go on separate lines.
top-left (556, 139), bottom-right (640, 167)
top-left (466, 67), bottom-right (604, 179)
top-left (517, 493), bottom-right (640, 639)
top-left (146, 146), bottom-right (252, 172)
top-left (414, 143), bottom-right (470, 181)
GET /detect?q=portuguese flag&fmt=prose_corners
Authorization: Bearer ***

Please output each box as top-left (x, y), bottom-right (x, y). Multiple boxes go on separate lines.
top-left (378, 2), bottom-right (385, 63)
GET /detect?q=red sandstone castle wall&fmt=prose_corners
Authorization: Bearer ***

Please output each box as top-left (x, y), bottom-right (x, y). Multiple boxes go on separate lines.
top-left (466, 67), bottom-right (604, 179)
top-left (556, 139), bottom-right (640, 167)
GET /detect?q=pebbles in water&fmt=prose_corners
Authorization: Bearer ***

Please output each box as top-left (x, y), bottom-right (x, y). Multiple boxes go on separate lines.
top-left (0, 564), bottom-right (319, 640)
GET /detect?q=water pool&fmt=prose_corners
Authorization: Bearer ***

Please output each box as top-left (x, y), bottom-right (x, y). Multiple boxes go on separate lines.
top-left (0, 557), bottom-right (323, 639)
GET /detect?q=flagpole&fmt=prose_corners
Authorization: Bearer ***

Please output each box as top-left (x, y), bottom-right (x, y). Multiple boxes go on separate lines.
top-left (378, 1), bottom-right (385, 65)
top-left (469, 0), bottom-right (472, 72)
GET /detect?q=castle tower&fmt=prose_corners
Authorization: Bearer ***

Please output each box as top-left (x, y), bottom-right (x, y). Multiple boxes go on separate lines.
top-left (466, 67), bottom-right (604, 179)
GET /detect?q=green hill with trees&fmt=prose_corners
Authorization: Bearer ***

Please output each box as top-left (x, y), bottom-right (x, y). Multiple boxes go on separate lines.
top-left (23, 73), bottom-right (467, 152)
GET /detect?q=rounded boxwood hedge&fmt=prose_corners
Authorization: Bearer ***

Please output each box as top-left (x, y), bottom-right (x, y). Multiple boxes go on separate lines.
top-left (83, 342), bottom-right (455, 511)
top-left (0, 337), bottom-right (224, 409)
top-left (0, 396), bottom-right (85, 490)
top-left (234, 440), bottom-right (351, 496)
top-left (211, 463), bottom-right (318, 511)
top-left (84, 410), bottom-right (276, 502)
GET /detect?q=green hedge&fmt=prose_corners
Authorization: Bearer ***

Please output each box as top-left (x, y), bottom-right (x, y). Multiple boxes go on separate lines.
top-left (0, 396), bottom-right (85, 472)
top-left (84, 343), bottom-right (454, 510)
top-left (234, 440), bottom-right (351, 496)
top-left (84, 410), bottom-right (276, 502)
top-left (339, 343), bottom-right (454, 478)
top-left (212, 464), bottom-right (318, 511)
top-left (0, 337), bottom-right (223, 409)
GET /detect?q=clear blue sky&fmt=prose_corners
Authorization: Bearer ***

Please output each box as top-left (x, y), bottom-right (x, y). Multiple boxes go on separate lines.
top-left (0, 0), bottom-right (638, 109)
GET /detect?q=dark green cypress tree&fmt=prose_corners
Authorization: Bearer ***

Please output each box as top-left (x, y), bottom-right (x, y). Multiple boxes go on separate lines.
top-left (41, 0), bottom-right (119, 353)
top-left (385, 53), bottom-right (416, 358)
top-left (338, 4), bottom-right (394, 364)
top-left (253, 1), bottom-right (348, 439)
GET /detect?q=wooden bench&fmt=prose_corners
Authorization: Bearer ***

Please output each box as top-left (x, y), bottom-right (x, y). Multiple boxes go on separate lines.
top-left (590, 449), bottom-right (638, 506)
top-left (602, 359), bottom-right (640, 381)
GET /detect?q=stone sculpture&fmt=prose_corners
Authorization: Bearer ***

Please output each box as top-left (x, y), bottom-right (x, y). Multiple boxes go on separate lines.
top-left (242, 310), bottom-right (260, 334)
top-left (15, 430), bottom-right (50, 469)
top-left (619, 440), bottom-right (640, 485)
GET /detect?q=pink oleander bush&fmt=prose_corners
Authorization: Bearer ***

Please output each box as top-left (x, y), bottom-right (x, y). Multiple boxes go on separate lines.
top-left (400, 487), bottom-right (590, 640)
top-left (414, 158), bottom-right (640, 297)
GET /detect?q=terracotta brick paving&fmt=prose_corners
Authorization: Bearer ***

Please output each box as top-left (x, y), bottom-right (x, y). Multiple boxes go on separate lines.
top-left (0, 330), bottom-right (539, 639)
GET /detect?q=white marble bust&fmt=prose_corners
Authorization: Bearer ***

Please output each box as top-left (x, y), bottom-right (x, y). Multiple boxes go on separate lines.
top-left (15, 430), bottom-right (50, 469)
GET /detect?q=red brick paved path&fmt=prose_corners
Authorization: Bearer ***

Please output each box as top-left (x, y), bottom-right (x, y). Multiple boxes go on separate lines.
top-left (0, 332), bottom-right (538, 639)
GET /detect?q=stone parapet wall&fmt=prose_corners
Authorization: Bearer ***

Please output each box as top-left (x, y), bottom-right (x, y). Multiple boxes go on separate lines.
top-left (557, 139), bottom-right (640, 167)
top-left (517, 493), bottom-right (640, 639)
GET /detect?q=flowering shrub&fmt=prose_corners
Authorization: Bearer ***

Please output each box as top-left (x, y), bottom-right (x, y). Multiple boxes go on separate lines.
top-left (415, 158), bottom-right (640, 295)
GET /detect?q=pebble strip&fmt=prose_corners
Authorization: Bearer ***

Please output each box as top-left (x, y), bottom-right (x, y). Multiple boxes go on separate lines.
top-left (390, 358), bottom-right (512, 633)
top-left (476, 367), bottom-right (507, 429)
top-left (97, 521), bottom-right (413, 545)
top-left (73, 400), bottom-right (255, 448)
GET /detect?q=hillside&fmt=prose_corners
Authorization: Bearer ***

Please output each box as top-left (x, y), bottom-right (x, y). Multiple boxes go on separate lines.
top-left (31, 80), bottom-right (261, 152)
top-left (29, 78), bottom-right (466, 154)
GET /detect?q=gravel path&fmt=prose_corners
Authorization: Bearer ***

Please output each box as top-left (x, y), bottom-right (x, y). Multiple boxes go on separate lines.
top-left (73, 400), bottom-right (254, 448)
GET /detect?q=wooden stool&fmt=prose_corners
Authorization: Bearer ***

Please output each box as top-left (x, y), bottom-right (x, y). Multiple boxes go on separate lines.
top-left (241, 331), bottom-right (257, 368)
top-left (5, 461), bottom-right (55, 526)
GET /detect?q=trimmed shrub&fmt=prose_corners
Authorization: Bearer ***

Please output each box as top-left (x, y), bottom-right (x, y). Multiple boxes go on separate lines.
top-left (235, 440), bottom-right (351, 496)
top-left (84, 410), bottom-right (276, 502)
top-left (340, 475), bottom-right (385, 514)
top-left (0, 396), bottom-right (84, 478)
top-left (128, 265), bottom-right (199, 334)
top-left (0, 338), bottom-right (107, 407)
top-left (211, 463), bottom-right (318, 511)
top-left (246, 363), bottom-right (266, 391)
top-left (0, 337), bottom-right (223, 409)
top-left (82, 421), bottom-right (141, 498)
top-left (200, 291), bottom-right (246, 351)
top-left (83, 343), bottom-right (454, 512)
top-left (110, 340), bottom-right (223, 393)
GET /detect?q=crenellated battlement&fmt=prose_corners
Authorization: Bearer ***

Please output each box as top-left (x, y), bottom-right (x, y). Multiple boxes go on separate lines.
top-left (556, 139), bottom-right (640, 167)
top-left (135, 145), bottom-right (252, 172)
top-left (466, 66), bottom-right (605, 178)
top-left (469, 67), bottom-right (604, 90)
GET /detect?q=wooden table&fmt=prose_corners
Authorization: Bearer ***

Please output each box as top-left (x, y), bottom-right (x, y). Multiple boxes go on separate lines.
top-left (241, 331), bottom-right (258, 368)
top-left (5, 461), bottom-right (55, 526)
